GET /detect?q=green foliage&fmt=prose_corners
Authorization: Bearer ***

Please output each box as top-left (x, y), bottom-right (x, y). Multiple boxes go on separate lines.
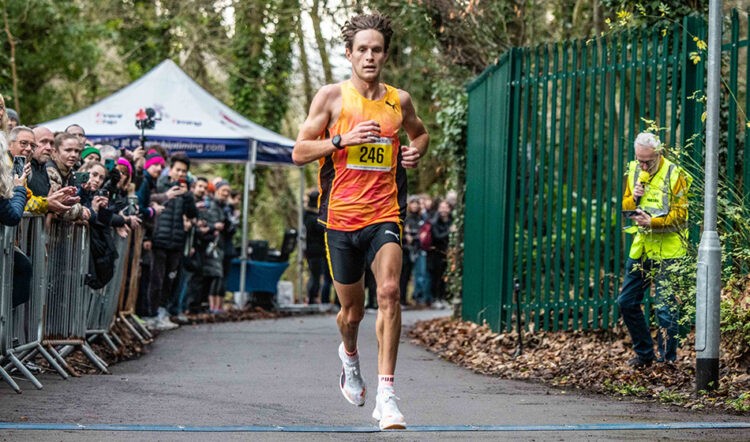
top-left (600, 0), bottom-right (709, 28)
top-left (603, 379), bottom-right (647, 395)
top-left (0, 0), bottom-right (103, 123)
top-left (658, 388), bottom-right (688, 405)
top-left (230, 0), bottom-right (296, 133)
top-left (726, 392), bottom-right (750, 412)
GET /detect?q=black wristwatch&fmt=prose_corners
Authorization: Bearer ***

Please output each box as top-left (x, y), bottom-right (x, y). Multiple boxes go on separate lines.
top-left (331, 134), bottom-right (343, 150)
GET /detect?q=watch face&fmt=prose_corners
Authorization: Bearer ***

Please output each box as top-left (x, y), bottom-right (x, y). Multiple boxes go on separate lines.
top-left (332, 135), bottom-right (342, 149)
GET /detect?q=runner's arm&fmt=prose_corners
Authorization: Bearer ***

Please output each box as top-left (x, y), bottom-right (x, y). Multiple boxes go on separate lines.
top-left (399, 90), bottom-right (429, 168)
top-left (293, 86), bottom-right (339, 166)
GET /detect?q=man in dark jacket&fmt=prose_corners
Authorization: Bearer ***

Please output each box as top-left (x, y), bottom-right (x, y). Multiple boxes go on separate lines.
top-left (28, 126), bottom-right (54, 196)
top-left (428, 200), bottom-right (454, 309)
top-left (147, 153), bottom-right (197, 330)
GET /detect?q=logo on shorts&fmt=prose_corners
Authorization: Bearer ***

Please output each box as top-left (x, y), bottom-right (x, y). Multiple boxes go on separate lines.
top-left (385, 230), bottom-right (400, 242)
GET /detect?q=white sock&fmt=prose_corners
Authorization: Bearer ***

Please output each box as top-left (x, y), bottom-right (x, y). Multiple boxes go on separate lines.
top-left (378, 374), bottom-right (395, 394)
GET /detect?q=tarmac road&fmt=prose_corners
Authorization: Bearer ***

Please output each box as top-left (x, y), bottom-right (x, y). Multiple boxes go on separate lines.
top-left (1, 309), bottom-right (748, 441)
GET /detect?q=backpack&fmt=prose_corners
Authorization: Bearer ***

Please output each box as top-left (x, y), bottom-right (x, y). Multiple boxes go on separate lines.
top-left (86, 225), bottom-right (119, 290)
top-left (418, 221), bottom-right (433, 251)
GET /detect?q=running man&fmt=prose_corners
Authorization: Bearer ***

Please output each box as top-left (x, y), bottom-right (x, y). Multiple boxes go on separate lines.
top-left (293, 13), bottom-right (429, 430)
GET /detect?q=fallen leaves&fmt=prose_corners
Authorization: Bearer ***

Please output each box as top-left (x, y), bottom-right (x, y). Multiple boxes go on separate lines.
top-left (408, 317), bottom-right (750, 414)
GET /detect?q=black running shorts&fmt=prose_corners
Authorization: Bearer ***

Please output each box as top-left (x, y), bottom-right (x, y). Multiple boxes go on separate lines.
top-left (325, 222), bottom-right (402, 284)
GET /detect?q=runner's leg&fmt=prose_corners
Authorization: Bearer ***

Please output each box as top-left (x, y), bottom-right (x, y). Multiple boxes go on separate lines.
top-left (334, 278), bottom-right (366, 353)
top-left (370, 243), bottom-right (402, 375)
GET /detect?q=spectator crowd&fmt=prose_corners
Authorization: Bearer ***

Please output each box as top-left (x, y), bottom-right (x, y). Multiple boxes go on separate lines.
top-left (0, 93), bottom-right (241, 331)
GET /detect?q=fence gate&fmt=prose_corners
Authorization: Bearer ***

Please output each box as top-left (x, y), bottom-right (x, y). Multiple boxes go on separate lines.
top-left (464, 13), bottom-right (750, 332)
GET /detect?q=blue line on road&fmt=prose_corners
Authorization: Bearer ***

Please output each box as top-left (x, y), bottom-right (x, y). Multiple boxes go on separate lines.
top-left (0, 422), bottom-right (749, 433)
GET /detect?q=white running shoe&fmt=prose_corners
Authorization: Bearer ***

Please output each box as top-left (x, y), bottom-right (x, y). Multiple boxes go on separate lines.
top-left (155, 316), bottom-right (179, 331)
top-left (372, 391), bottom-right (406, 430)
top-left (338, 343), bottom-right (366, 406)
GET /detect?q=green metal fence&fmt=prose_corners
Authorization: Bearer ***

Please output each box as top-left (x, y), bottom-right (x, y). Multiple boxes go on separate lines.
top-left (464, 13), bottom-right (750, 332)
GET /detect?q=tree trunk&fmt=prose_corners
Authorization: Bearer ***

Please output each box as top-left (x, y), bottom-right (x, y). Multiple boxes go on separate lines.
top-left (3, 7), bottom-right (20, 116)
top-left (296, 13), bottom-right (314, 110)
top-left (310, 0), bottom-right (334, 84)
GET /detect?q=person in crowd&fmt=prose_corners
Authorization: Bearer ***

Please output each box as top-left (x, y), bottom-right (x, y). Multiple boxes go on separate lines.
top-left (76, 161), bottom-right (121, 289)
top-left (65, 124), bottom-right (87, 147)
top-left (81, 145), bottom-right (101, 165)
top-left (109, 157), bottom-right (140, 235)
top-left (0, 132), bottom-right (31, 308)
top-left (48, 132), bottom-right (88, 220)
top-left (0, 132), bottom-right (28, 224)
top-left (181, 177), bottom-right (211, 314)
top-left (200, 180), bottom-right (232, 314)
top-left (412, 194), bottom-right (433, 307)
top-left (617, 132), bottom-right (692, 368)
top-left (6, 109), bottom-right (19, 130)
top-left (428, 199), bottom-right (454, 309)
top-left (420, 194), bottom-right (435, 221)
top-left (99, 145), bottom-right (120, 162)
top-left (292, 12), bottom-right (429, 430)
top-left (400, 196), bottom-right (421, 306)
top-left (135, 149), bottom-right (166, 322)
top-left (304, 189), bottom-right (333, 305)
top-left (216, 181), bottom-right (238, 299)
top-left (28, 126), bottom-right (54, 197)
top-left (147, 152), bottom-right (198, 330)
top-left (0, 94), bottom-right (8, 134)
top-left (215, 181), bottom-right (238, 305)
top-left (76, 161), bottom-right (110, 220)
top-left (135, 149), bottom-right (167, 221)
top-left (8, 127), bottom-right (76, 215)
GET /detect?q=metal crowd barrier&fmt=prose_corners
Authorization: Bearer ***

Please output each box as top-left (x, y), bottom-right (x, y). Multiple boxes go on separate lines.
top-left (2, 215), bottom-right (68, 392)
top-left (117, 226), bottom-right (152, 344)
top-left (0, 224), bottom-right (20, 392)
top-left (44, 219), bottom-right (108, 375)
top-left (85, 234), bottom-right (129, 351)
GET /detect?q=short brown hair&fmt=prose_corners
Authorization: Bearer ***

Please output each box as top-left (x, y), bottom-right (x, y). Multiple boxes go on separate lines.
top-left (341, 13), bottom-right (393, 52)
top-left (54, 132), bottom-right (78, 150)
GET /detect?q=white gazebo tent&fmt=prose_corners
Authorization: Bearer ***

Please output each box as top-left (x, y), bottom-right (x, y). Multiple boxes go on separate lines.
top-left (42, 59), bottom-right (303, 303)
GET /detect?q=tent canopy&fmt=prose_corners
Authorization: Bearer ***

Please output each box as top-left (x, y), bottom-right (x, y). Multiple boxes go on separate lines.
top-left (41, 59), bottom-right (294, 165)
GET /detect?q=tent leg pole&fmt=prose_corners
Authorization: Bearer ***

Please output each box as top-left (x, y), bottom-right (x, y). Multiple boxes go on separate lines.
top-left (240, 141), bottom-right (257, 309)
top-left (298, 167), bottom-right (305, 305)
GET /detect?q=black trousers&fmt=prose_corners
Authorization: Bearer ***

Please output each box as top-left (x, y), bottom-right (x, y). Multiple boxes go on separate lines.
top-left (148, 248), bottom-right (183, 311)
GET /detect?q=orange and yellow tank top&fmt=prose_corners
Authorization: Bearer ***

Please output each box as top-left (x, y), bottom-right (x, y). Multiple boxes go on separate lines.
top-left (318, 80), bottom-right (406, 231)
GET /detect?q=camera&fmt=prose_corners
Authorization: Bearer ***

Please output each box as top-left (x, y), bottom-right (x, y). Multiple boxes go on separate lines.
top-left (97, 168), bottom-right (121, 200)
top-left (135, 107), bottom-right (157, 130)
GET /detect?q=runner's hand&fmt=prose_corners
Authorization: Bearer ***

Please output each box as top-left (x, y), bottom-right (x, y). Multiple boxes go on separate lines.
top-left (345, 120), bottom-right (381, 146)
top-left (401, 145), bottom-right (420, 168)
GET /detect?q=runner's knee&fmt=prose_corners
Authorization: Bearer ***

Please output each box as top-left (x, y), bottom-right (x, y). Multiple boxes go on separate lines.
top-left (376, 280), bottom-right (399, 304)
top-left (339, 304), bottom-right (365, 325)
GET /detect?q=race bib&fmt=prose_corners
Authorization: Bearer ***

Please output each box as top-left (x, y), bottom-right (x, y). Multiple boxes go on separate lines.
top-left (346, 137), bottom-right (393, 172)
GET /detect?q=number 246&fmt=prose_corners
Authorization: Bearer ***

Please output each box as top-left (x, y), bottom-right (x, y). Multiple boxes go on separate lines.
top-left (359, 146), bottom-right (385, 163)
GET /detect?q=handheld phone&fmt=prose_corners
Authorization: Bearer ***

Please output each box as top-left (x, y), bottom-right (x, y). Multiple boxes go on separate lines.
top-left (622, 210), bottom-right (638, 218)
top-left (73, 171), bottom-right (90, 187)
top-left (12, 156), bottom-right (25, 177)
top-left (104, 158), bottom-right (115, 171)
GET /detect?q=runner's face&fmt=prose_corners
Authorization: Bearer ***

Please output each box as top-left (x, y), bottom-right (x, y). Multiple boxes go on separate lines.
top-left (346, 29), bottom-right (387, 82)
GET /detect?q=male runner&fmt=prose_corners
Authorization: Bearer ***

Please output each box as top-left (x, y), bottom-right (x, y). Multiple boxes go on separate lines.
top-left (293, 13), bottom-right (429, 430)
